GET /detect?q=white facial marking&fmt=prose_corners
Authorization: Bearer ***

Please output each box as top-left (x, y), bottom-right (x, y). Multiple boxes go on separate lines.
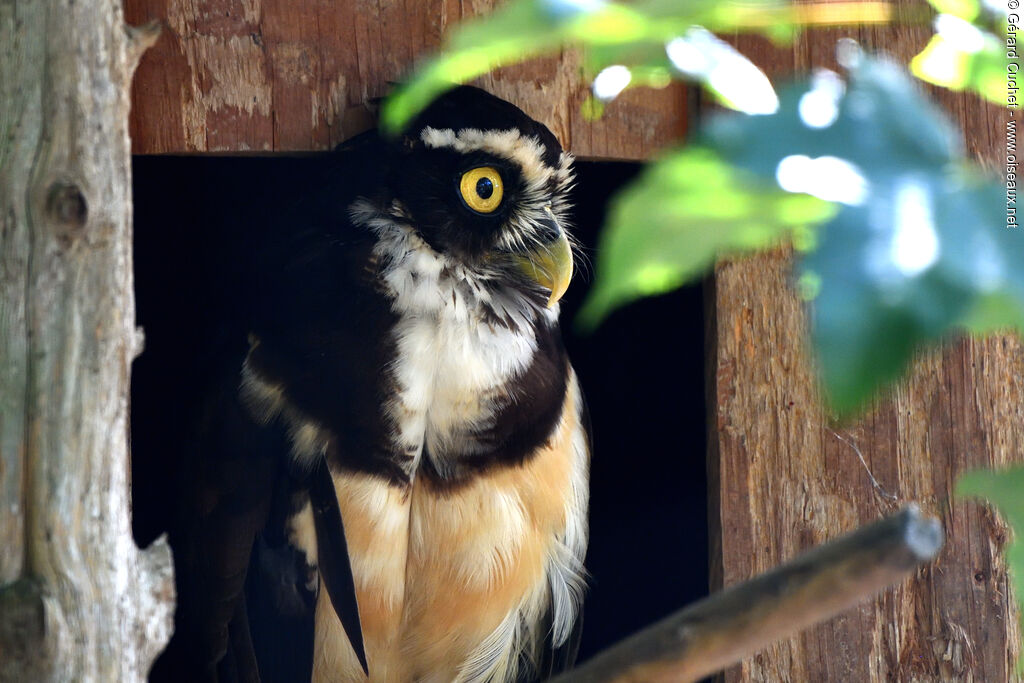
top-left (351, 199), bottom-right (558, 475)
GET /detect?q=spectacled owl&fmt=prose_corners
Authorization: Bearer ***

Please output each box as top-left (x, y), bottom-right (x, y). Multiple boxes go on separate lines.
top-left (151, 86), bottom-right (591, 683)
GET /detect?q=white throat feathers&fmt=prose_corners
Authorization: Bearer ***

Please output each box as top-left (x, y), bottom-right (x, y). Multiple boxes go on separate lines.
top-left (350, 196), bottom-right (559, 480)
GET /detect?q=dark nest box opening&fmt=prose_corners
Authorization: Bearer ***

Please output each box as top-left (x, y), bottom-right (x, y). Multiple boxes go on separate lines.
top-left (130, 155), bottom-right (708, 671)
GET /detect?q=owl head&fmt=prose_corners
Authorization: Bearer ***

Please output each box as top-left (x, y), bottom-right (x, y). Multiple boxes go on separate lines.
top-left (384, 86), bottom-right (576, 308)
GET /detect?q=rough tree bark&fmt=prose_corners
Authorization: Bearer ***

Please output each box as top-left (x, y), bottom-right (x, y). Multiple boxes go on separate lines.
top-left (0, 2), bottom-right (173, 681)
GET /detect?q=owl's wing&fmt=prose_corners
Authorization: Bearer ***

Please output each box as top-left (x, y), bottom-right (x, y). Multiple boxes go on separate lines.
top-left (147, 348), bottom-right (282, 683)
top-left (307, 457), bottom-right (368, 672)
top-left (137, 136), bottom-right (390, 682)
top-left (242, 437), bottom-right (367, 682)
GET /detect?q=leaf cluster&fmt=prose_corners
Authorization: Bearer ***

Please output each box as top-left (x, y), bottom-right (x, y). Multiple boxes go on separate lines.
top-left (383, 0), bottom-right (1022, 649)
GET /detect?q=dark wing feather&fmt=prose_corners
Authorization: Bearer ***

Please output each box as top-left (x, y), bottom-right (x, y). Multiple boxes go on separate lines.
top-left (309, 458), bottom-right (369, 674)
top-left (142, 133), bottom-right (393, 682)
top-left (242, 423), bottom-right (369, 682)
top-left (149, 355), bottom-right (280, 683)
top-left (240, 131), bottom-right (398, 679)
top-left (243, 446), bottom-right (317, 683)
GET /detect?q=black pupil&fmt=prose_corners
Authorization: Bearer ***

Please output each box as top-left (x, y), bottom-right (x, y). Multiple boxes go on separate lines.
top-left (475, 176), bottom-right (494, 200)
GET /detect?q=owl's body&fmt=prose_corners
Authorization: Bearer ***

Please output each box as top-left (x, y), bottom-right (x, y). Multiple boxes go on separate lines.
top-left (298, 373), bottom-right (586, 682)
top-left (152, 87), bottom-right (589, 683)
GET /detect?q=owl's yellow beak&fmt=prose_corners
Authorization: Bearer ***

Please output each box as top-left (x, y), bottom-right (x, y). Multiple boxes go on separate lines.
top-left (514, 208), bottom-right (573, 308)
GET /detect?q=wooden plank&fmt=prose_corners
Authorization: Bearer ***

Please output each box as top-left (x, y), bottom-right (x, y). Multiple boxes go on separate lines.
top-left (0, 4), bottom-right (174, 680)
top-left (708, 3), bottom-right (1021, 681)
top-left (123, 0), bottom-right (687, 157)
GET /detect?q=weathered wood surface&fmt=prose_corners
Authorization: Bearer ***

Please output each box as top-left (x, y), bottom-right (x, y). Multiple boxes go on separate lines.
top-left (123, 0), bottom-right (686, 157)
top-left (708, 4), bottom-right (1021, 681)
top-left (0, 2), bottom-right (174, 681)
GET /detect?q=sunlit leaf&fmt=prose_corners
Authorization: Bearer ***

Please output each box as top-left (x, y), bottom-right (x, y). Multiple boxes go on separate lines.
top-left (575, 147), bottom-right (835, 330)
top-left (960, 291), bottom-right (1024, 334)
top-left (910, 17), bottom-right (1005, 105)
top-left (703, 59), bottom-right (963, 181)
top-left (687, 55), bottom-right (1013, 414)
top-left (958, 466), bottom-right (1024, 668)
top-left (382, 0), bottom-right (895, 133)
top-left (924, 0), bottom-right (981, 21)
top-left (637, 0), bottom-right (891, 35)
top-left (381, 2), bottom-right (562, 133)
top-left (580, 95), bottom-right (606, 120)
top-left (583, 41), bottom-right (674, 80)
top-left (666, 27), bottom-right (779, 114)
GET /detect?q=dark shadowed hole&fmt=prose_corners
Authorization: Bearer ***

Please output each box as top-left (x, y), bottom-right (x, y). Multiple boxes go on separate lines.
top-left (130, 155), bottom-right (708, 678)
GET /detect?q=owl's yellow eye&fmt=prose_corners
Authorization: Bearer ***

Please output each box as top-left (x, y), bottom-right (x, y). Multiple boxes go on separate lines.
top-left (459, 167), bottom-right (504, 214)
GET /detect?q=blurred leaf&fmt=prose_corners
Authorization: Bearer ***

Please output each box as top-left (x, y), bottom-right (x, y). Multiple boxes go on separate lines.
top-left (380, 0), bottom-right (571, 134)
top-left (583, 41), bottom-right (675, 80)
top-left (804, 156), bottom-right (1022, 414)
top-left (960, 291), bottom-right (1024, 334)
top-left (924, 0), bottom-right (980, 20)
top-left (576, 147), bottom-right (835, 330)
top-left (636, 0), bottom-right (892, 35)
top-left (585, 28), bottom-right (781, 114)
top-left (958, 466), bottom-right (1024, 666)
top-left (703, 59), bottom-right (963, 180)
top-left (685, 54), bottom-right (1012, 415)
top-left (665, 27), bottom-right (780, 114)
top-left (580, 95), bottom-right (606, 120)
top-left (382, 0), bottom-right (895, 133)
top-left (801, 174), bottom-right (1014, 414)
top-left (911, 16), bottom-right (1005, 105)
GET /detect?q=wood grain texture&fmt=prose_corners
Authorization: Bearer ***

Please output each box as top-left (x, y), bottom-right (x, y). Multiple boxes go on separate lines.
top-left (0, 2), bottom-right (173, 680)
top-left (123, 0), bottom-right (687, 157)
top-left (708, 2), bottom-right (1021, 681)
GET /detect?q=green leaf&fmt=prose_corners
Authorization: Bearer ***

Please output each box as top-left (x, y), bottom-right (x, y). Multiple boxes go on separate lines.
top-left (910, 20), bottom-right (1006, 105)
top-left (924, 0), bottom-right (981, 21)
top-left (958, 466), bottom-right (1024, 669)
top-left (380, 0), bottom-right (568, 134)
top-left (688, 55), bottom-right (1012, 415)
top-left (381, 0), bottom-right (887, 133)
top-left (703, 58), bottom-right (963, 180)
top-left (960, 291), bottom-right (1024, 334)
top-left (802, 170), bottom-right (1018, 415)
top-left (575, 147), bottom-right (835, 331)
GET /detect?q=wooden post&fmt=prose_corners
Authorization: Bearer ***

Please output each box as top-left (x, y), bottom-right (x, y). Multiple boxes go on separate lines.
top-left (707, 4), bottom-right (1022, 681)
top-left (0, 3), bottom-right (173, 681)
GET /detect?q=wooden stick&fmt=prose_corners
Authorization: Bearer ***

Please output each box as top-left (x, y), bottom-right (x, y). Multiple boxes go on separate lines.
top-left (556, 505), bottom-right (943, 683)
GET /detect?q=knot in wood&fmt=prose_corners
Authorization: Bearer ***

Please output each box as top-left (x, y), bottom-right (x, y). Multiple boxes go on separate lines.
top-left (46, 182), bottom-right (88, 236)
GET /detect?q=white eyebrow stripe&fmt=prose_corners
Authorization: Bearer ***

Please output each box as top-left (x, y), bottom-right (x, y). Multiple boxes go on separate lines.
top-left (419, 127), bottom-right (572, 189)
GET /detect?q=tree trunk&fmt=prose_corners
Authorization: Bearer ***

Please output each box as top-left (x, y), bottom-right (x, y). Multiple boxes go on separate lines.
top-left (0, 2), bottom-right (173, 681)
